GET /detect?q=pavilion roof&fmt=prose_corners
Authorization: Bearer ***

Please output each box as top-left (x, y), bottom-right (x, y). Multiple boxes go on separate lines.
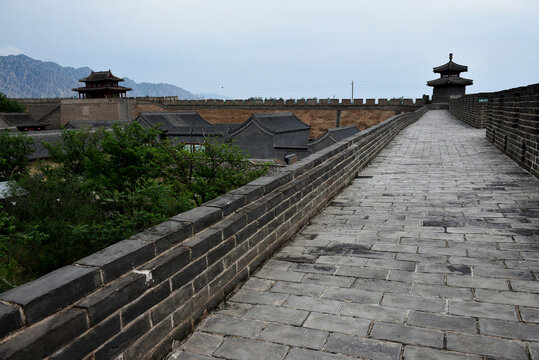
top-left (79, 70), bottom-right (124, 83)
top-left (427, 77), bottom-right (473, 87)
top-left (433, 54), bottom-right (468, 73)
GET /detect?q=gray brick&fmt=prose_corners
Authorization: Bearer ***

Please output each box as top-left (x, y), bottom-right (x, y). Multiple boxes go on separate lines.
top-left (510, 279), bottom-right (539, 293)
top-left (0, 308), bottom-right (88, 360)
top-left (365, 258), bottom-right (416, 271)
top-left (412, 283), bottom-right (473, 300)
top-left (181, 332), bottom-right (223, 355)
top-left (95, 314), bottom-right (151, 360)
top-left (473, 266), bottom-right (534, 280)
top-left (171, 257), bottom-right (207, 290)
top-left (416, 262), bottom-right (471, 275)
top-left (371, 322), bottom-right (443, 348)
top-left (286, 348), bottom-right (357, 360)
top-left (0, 264), bottom-right (101, 324)
top-left (77, 272), bottom-right (147, 325)
top-left (303, 312), bottom-right (370, 335)
top-left (255, 268), bottom-right (304, 282)
top-left (387, 270), bottom-right (444, 285)
top-left (382, 294), bottom-right (444, 312)
top-left (301, 273), bottom-right (355, 287)
top-left (171, 205), bottom-right (222, 233)
top-left (270, 281), bottom-right (325, 297)
top-left (284, 294), bottom-right (344, 314)
top-left (448, 300), bottom-right (518, 321)
top-left (0, 303), bottom-right (22, 338)
top-left (407, 311), bottom-right (476, 332)
top-left (353, 278), bottom-right (412, 294)
top-left (446, 274), bottom-right (509, 290)
top-left (121, 281), bottom-right (170, 325)
top-left (479, 319), bottom-right (539, 341)
top-left (341, 303), bottom-right (406, 323)
top-left (259, 323), bottom-right (328, 350)
top-left (49, 315), bottom-right (120, 360)
top-left (214, 337), bottom-right (288, 360)
top-left (243, 277), bottom-right (274, 291)
top-left (335, 266), bottom-right (389, 279)
top-left (76, 239), bottom-right (154, 283)
top-left (322, 286), bottom-right (382, 304)
top-left (293, 263), bottom-right (337, 275)
top-left (446, 332), bottom-right (528, 360)
top-left (402, 346), bottom-right (482, 360)
top-left (324, 333), bottom-right (401, 360)
top-left (204, 194), bottom-right (245, 216)
top-left (520, 306), bottom-right (539, 323)
top-left (182, 228), bottom-right (223, 260)
top-left (245, 304), bottom-right (308, 326)
top-left (474, 288), bottom-right (539, 306)
top-left (140, 246), bottom-right (191, 284)
top-left (230, 289), bottom-right (287, 306)
top-left (134, 220), bottom-right (193, 253)
top-left (124, 317), bottom-right (172, 360)
top-left (152, 284), bottom-right (193, 324)
top-left (201, 314), bottom-right (266, 337)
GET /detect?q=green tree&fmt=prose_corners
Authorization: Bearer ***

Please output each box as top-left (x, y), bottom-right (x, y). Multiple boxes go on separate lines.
top-left (0, 93), bottom-right (26, 113)
top-left (0, 130), bottom-right (34, 181)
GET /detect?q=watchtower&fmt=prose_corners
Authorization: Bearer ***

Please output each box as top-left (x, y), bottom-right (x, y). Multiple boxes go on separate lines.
top-left (427, 53), bottom-right (473, 103)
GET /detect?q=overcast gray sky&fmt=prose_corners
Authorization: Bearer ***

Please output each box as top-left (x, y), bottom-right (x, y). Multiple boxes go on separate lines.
top-left (1, 0), bottom-right (538, 99)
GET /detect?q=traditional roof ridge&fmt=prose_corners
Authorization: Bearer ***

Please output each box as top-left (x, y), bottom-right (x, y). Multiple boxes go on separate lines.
top-left (79, 70), bottom-right (124, 83)
top-left (250, 112), bottom-right (310, 133)
top-left (427, 77), bottom-right (474, 87)
top-left (433, 54), bottom-right (468, 73)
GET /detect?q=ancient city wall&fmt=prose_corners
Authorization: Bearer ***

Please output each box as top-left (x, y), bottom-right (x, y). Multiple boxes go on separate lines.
top-left (0, 106), bottom-right (427, 360)
top-left (134, 98), bottom-right (422, 138)
top-left (450, 83), bottom-right (538, 178)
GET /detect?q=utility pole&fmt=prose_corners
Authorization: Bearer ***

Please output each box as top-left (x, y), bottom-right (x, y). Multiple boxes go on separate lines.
top-left (351, 80), bottom-right (354, 103)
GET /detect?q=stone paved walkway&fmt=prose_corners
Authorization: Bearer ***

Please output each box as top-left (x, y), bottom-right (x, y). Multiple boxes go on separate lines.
top-left (169, 110), bottom-right (539, 360)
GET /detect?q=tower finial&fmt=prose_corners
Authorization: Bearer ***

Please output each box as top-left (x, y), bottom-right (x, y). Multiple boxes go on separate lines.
top-left (449, 53), bottom-right (453, 61)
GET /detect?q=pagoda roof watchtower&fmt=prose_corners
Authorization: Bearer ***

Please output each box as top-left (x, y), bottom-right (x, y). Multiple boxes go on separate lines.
top-left (427, 53), bottom-right (472, 103)
top-left (73, 70), bottom-right (132, 99)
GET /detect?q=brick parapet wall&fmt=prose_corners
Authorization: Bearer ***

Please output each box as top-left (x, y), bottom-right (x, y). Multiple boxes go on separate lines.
top-left (449, 83), bottom-right (538, 178)
top-left (0, 106), bottom-right (428, 360)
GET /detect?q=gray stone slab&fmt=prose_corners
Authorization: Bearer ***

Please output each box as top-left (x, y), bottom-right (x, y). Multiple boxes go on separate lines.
top-left (230, 290), bottom-right (288, 306)
top-left (301, 273), bottom-right (355, 288)
top-left (285, 348), bottom-right (357, 360)
top-left (370, 322), bottom-right (444, 348)
top-left (200, 314), bottom-right (265, 337)
top-left (402, 346), bottom-right (482, 360)
top-left (181, 332), bottom-right (223, 356)
top-left (353, 278), bottom-right (412, 294)
top-left (479, 319), bottom-right (539, 341)
top-left (324, 333), bottom-right (401, 360)
top-left (341, 303), bottom-right (406, 323)
top-left (258, 323), bottom-right (328, 350)
top-left (448, 300), bottom-right (518, 321)
top-left (382, 294), bottom-right (444, 313)
top-left (283, 295), bottom-right (344, 314)
top-left (520, 306), bottom-right (539, 323)
top-left (214, 337), bottom-right (288, 360)
top-left (270, 281), bottom-right (325, 297)
top-left (303, 312), bottom-right (370, 335)
top-left (245, 305), bottom-right (309, 326)
top-left (446, 332), bottom-right (528, 360)
top-left (322, 286), bottom-right (382, 304)
top-left (411, 283), bottom-right (473, 300)
top-left (406, 311), bottom-right (476, 332)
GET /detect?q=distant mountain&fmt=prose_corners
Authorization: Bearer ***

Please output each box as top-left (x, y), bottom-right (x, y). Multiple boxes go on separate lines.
top-left (0, 54), bottom-right (197, 99)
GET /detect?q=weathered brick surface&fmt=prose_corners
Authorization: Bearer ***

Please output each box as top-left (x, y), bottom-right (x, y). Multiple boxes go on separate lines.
top-left (450, 83), bottom-right (538, 178)
top-left (169, 110), bottom-right (538, 360)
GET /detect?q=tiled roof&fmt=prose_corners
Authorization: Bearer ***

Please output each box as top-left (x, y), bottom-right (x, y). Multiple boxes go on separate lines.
top-left (79, 70), bottom-right (124, 83)
top-left (250, 112), bottom-right (310, 133)
top-left (64, 120), bottom-right (131, 129)
top-left (427, 77), bottom-right (473, 86)
top-left (137, 112), bottom-right (212, 132)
